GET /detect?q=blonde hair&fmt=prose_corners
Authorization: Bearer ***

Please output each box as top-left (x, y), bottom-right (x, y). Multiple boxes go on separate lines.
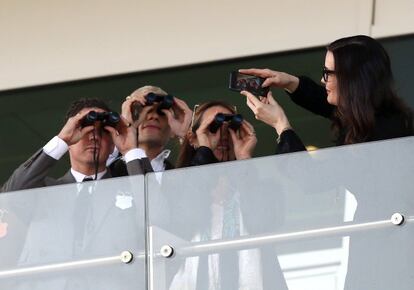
top-left (131, 85), bottom-right (168, 96)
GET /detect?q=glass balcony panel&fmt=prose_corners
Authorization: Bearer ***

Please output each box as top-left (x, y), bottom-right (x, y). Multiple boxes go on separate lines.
top-left (0, 176), bottom-right (145, 290)
top-left (146, 137), bottom-right (414, 290)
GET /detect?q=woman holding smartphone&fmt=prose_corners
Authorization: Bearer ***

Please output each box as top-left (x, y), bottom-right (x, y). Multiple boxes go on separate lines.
top-left (240, 35), bottom-right (413, 148)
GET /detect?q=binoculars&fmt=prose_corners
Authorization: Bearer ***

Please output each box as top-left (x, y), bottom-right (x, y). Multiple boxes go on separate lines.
top-left (209, 113), bottom-right (243, 133)
top-left (81, 111), bottom-right (120, 128)
top-left (146, 93), bottom-right (174, 114)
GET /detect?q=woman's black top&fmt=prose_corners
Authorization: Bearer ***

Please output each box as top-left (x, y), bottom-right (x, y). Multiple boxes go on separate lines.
top-left (191, 130), bottom-right (307, 166)
top-left (288, 76), bottom-right (413, 145)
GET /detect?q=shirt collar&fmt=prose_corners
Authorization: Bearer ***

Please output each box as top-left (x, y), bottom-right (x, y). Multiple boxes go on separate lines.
top-left (71, 168), bottom-right (107, 183)
top-left (150, 149), bottom-right (171, 172)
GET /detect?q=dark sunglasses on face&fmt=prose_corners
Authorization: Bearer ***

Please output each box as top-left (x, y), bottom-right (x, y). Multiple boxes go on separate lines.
top-left (322, 67), bottom-right (336, 82)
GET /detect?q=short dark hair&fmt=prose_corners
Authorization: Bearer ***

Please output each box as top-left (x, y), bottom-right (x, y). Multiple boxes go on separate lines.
top-left (64, 98), bottom-right (112, 122)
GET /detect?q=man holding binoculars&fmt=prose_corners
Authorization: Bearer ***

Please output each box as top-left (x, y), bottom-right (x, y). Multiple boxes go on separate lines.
top-left (110, 85), bottom-right (193, 174)
top-left (1, 98), bottom-right (143, 192)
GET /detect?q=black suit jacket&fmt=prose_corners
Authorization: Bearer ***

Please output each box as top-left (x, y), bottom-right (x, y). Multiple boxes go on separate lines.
top-left (109, 155), bottom-right (175, 177)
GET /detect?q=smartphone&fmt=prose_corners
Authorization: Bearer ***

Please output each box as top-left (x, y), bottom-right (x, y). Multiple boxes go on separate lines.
top-left (229, 71), bottom-right (269, 96)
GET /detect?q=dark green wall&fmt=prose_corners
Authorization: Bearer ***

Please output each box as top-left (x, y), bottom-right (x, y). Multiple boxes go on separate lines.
top-left (0, 35), bottom-right (413, 183)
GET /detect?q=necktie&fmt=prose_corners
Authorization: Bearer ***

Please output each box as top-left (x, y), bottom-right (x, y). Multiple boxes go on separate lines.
top-left (73, 180), bottom-right (94, 255)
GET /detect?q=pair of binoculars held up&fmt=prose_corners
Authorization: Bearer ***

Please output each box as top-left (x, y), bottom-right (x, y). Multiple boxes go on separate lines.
top-left (146, 93), bottom-right (174, 114)
top-left (209, 113), bottom-right (243, 133)
top-left (81, 111), bottom-right (120, 128)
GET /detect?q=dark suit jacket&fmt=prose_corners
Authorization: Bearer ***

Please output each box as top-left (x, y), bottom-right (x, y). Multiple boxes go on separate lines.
top-left (0, 149), bottom-right (147, 289)
top-left (1, 148), bottom-right (146, 193)
top-left (109, 155), bottom-right (174, 177)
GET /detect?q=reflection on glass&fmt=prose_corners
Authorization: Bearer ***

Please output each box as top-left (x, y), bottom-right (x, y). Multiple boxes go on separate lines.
top-left (148, 137), bottom-right (414, 290)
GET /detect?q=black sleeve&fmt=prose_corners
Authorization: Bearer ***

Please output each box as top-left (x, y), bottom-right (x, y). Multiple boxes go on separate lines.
top-left (190, 146), bottom-right (219, 166)
top-left (110, 157), bottom-right (154, 176)
top-left (109, 158), bottom-right (128, 177)
top-left (276, 129), bottom-right (307, 154)
top-left (288, 76), bottom-right (335, 119)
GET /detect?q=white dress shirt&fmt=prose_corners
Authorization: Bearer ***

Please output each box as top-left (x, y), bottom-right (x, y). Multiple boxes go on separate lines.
top-left (42, 136), bottom-right (117, 182)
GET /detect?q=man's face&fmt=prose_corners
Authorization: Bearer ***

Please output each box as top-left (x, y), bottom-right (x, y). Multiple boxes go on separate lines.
top-left (138, 105), bottom-right (172, 148)
top-left (68, 108), bottom-right (115, 168)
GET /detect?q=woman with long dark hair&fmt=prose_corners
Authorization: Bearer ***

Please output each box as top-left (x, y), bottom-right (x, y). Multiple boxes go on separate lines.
top-left (240, 35), bottom-right (413, 148)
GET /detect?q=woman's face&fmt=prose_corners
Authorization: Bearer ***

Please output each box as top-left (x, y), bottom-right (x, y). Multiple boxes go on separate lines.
top-left (199, 105), bottom-right (234, 161)
top-left (321, 51), bottom-right (339, 106)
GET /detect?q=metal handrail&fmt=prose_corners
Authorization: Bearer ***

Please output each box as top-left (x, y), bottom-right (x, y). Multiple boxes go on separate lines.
top-left (166, 215), bottom-right (410, 257)
top-left (0, 250), bottom-right (143, 279)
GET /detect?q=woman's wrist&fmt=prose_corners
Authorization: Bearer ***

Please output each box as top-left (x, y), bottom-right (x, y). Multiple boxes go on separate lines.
top-left (284, 75), bottom-right (300, 94)
top-left (275, 123), bottom-right (292, 137)
top-left (198, 137), bottom-right (212, 149)
top-left (274, 119), bottom-right (292, 136)
top-left (236, 153), bottom-right (251, 160)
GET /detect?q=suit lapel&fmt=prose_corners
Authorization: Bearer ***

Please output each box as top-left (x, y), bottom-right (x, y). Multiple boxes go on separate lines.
top-left (56, 170), bottom-right (76, 185)
top-left (164, 159), bottom-right (175, 170)
top-left (101, 170), bottom-right (112, 179)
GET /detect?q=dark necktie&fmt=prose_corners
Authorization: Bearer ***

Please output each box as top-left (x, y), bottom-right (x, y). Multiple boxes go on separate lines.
top-left (73, 180), bottom-right (94, 255)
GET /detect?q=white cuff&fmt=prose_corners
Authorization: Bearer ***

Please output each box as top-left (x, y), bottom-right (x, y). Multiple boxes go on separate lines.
top-left (43, 136), bottom-right (69, 160)
top-left (124, 148), bottom-right (147, 163)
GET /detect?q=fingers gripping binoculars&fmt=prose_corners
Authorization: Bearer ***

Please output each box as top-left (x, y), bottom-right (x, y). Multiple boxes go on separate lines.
top-left (209, 113), bottom-right (243, 133)
top-left (146, 93), bottom-right (174, 114)
top-left (82, 111), bottom-right (120, 128)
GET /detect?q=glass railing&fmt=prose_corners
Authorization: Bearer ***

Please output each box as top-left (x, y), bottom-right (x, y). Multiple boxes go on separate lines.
top-left (1, 136), bottom-right (414, 289)
top-left (0, 176), bottom-right (146, 290)
top-left (146, 136), bottom-right (414, 290)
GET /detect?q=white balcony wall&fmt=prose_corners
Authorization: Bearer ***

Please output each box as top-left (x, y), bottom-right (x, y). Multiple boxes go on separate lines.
top-left (0, 0), bottom-right (375, 91)
top-left (2, 0), bottom-right (414, 92)
top-left (371, 0), bottom-right (414, 38)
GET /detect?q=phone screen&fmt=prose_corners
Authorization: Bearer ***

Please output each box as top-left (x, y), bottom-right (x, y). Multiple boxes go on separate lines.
top-left (229, 71), bottom-right (269, 96)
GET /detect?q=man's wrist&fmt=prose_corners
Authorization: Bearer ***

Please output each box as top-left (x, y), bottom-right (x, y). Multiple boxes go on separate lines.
top-left (124, 148), bottom-right (147, 163)
top-left (43, 136), bottom-right (69, 160)
top-left (57, 133), bottom-right (70, 145)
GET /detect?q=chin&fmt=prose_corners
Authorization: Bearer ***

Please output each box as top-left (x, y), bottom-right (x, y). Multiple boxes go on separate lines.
top-left (327, 96), bottom-right (338, 106)
top-left (214, 150), bottom-right (233, 162)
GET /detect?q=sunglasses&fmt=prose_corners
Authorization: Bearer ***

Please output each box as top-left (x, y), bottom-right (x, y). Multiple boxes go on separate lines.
top-left (322, 67), bottom-right (336, 82)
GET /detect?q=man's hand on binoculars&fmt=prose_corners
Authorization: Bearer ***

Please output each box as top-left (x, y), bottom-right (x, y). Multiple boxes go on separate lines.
top-left (162, 97), bottom-right (193, 139)
top-left (58, 109), bottom-right (95, 146)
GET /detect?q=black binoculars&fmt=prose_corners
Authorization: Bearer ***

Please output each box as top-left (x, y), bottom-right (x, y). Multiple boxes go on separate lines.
top-left (81, 111), bottom-right (120, 128)
top-left (146, 93), bottom-right (174, 114)
top-left (209, 113), bottom-right (243, 133)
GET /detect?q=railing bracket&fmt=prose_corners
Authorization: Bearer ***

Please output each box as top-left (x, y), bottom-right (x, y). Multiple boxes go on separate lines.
top-left (160, 245), bottom-right (174, 258)
top-left (391, 213), bottom-right (405, 226)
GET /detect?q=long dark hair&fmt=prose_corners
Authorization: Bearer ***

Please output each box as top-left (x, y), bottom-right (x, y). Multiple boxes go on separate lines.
top-left (176, 101), bottom-right (237, 168)
top-left (328, 35), bottom-right (413, 144)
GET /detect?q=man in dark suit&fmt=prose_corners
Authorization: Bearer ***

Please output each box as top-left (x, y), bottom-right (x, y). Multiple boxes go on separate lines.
top-left (110, 85), bottom-right (193, 174)
top-left (1, 98), bottom-right (144, 192)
